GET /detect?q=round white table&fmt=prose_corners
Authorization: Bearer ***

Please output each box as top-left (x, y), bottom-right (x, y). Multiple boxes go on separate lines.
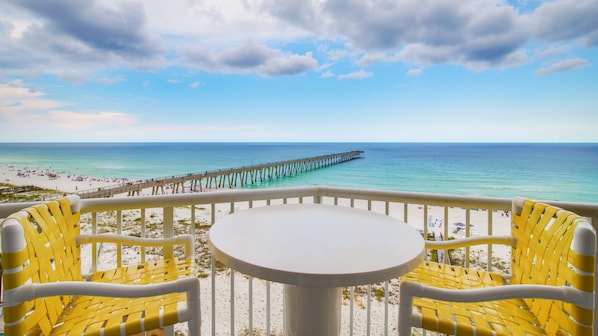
top-left (208, 203), bottom-right (425, 336)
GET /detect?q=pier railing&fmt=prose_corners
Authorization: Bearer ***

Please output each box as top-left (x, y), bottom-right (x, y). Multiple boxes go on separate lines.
top-left (1, 186), bottom-right (597, 335)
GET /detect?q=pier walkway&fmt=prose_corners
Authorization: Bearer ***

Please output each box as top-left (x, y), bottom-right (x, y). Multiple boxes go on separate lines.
top-left (76, 150), bottom-right (364, 199)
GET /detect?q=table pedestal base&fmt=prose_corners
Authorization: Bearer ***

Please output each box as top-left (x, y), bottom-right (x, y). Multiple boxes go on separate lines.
top-left (283, 285), bottom-right (342, 336)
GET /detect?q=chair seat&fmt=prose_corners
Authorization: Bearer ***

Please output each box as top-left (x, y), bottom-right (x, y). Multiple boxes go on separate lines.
top-left (49, 258), bottom-right (195, 336)
top-left (402, 261), bottom-right (547, 336)
top-left (88, 258), bottom-right (195, 284)
top-left (403, 261), bottom-right (505, 290)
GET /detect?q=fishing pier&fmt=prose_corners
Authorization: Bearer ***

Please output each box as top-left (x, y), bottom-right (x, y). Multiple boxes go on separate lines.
top-left (76, 150), bottom-right (364, 199)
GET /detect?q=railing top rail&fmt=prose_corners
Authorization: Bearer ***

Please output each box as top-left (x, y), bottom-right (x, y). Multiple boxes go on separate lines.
top-left (77, 186), bottom-right (514, 213)
top-left (78, 186), bottom-right (598, 221)
top-left (3, 186), bottom-right (598, 221)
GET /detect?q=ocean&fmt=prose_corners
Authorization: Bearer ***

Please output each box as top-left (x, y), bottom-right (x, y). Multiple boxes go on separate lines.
top-left (0, 142), bottom-right (597, 203)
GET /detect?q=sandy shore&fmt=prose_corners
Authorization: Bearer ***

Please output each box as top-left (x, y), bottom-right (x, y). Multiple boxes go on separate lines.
top-left (0, 165), bottom-right (128, 193)
top-left (1, 164), bottom-right (513, 335)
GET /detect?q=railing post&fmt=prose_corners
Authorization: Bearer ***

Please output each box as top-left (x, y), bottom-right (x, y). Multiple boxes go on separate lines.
top-left (314, 195), bottom-right (322, 204)
top-left (116, 210), bottom-right (122, 267)
top-left (163, 206), bottom-right (174, 258)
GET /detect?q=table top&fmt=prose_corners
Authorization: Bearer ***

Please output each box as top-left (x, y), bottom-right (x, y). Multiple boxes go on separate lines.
top-left (208, 203), bottom-right (425, 287)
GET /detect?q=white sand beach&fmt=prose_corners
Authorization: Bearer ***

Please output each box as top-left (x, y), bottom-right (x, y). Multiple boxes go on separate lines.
top-left (1, 165), bottom-right (127, 193)
top-left (1, 164), bottom-right (513, 335)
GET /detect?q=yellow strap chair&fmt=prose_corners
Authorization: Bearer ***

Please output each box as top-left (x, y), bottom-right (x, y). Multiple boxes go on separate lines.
top-left (399, 198), bottom-right (595, 336)
top-left (1, 196), bottom-right (201, 336)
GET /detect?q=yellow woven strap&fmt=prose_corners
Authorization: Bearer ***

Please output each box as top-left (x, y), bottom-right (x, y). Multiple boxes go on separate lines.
top-left (89, 258), bottom-right (195, 284)
top-left (49, 292), bottom-right (187, 336)
top-left (406, 261), bottom-right (546, 335)
top-left (1, 250), bottom-right (34, 291)
top-left (415, 297), bottom-right (547, 336)
top-left (48, 257), bottom-right (195, 336)
top-left (50, 289), bottom-right (192, 335)
top-left (511, 199), bottom-right (594, 335)
top-left (566, 251), bottom-right (596, 293)
top-left (2, 198), bottom-right (82, 336)
top-left (55, 197), bottom-right (81, 228)
top-left (571, 252), bottom-right (595, 273)
top-left (1, 246), bottom-right (29, 270)
top-left (405, 198), bottom-right (595, 336)
top-left (402, 261), bottom-right (505, 290)
top-left (543, 301), bottom-right (594, 335)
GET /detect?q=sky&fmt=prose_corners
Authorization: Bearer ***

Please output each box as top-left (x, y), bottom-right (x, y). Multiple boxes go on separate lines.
top-left (0, 0), bottom-right (597, 142)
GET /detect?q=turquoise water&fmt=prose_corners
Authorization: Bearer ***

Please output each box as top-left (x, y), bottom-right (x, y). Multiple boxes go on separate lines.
top-left (0, 142), bottom-right (597, 203)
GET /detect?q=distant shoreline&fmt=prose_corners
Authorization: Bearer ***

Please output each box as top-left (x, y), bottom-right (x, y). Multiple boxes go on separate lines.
top-left (0, 165), bottom-right (132, 194)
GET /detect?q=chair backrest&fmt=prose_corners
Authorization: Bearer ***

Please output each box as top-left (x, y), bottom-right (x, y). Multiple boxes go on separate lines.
top-left (1, 196), bottom-right (82, 335)
top-left (511, 198), bottom-right (595, 335)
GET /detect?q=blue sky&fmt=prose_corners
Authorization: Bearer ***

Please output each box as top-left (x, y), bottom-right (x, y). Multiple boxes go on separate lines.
top-left (1, 0), bottom-right (597, 142)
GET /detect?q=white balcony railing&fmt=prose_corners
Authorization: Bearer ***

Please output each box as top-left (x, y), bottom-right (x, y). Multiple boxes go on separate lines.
top-left (2, 186), bottom-right (597, 335)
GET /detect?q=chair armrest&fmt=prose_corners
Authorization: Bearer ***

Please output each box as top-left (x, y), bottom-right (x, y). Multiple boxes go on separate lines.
top-left (424, 235), bottom-right (516, 250)
top-left (400, 281), bottom-right (594, 310)
top-left (4, 276), bottom-right (200, 308)
top-left (78, 234), bottom-right (195, 258)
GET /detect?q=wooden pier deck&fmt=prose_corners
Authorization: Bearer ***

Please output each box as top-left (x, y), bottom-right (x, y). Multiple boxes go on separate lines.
top-left (76, 150), bottom-right (364, 199)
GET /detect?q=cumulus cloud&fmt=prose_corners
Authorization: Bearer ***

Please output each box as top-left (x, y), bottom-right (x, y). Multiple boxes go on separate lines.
top-left (13, 0), bottom-right (162, 57)
top-left (533, 0), bottom-right (598, 47)
top-left (536, 58), bottom-right (591, 75)
top-left (262, 52), bottom-right (318, 76)
top-left (259, 0), bottom-right (530, 69)
top-left (1, 0), bottom-right (163, 79)
top-left (184, 41), bottom-right (318, 76)
top-left (1, 0), bottom-right (597, 79)
top-left (220, 42), bottom-right (278, 69)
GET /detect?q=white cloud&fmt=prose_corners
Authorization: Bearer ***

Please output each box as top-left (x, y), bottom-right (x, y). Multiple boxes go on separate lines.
top-left (97, 76), bottom-right (124, 85)
top-left (0, 81), bottom-right (137, 136)
top-left (0, 81), bottom-right (69, 117)
top-left (260, 0), bottom-right (530, 69)
top-left (536, 58), bottom-right (591, 75)
top-left (189, 81), bottom-right (201, 89)
top-left (357, 52), bottom-right (388, 67)
top-left (0, 0), bottom-right (597, 79)
top-left (320, 70), bottom-right (334, 78)
top-left (407, 69), bottom-right (423, 76)
top-left (261, 52), bottom-right (318, 76)
top-left (16, 0), bottom-right (163, 57)
top-left (338, 70), bottom-right (373, 80)
top-left (142, 0), bottom-right (310, 44)
top-left (0, 0), bottom-right (163, 80)
top-left (532, 0), bottom-right (598, 46)
top-left (184, 41), bottom-right (318, 76)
